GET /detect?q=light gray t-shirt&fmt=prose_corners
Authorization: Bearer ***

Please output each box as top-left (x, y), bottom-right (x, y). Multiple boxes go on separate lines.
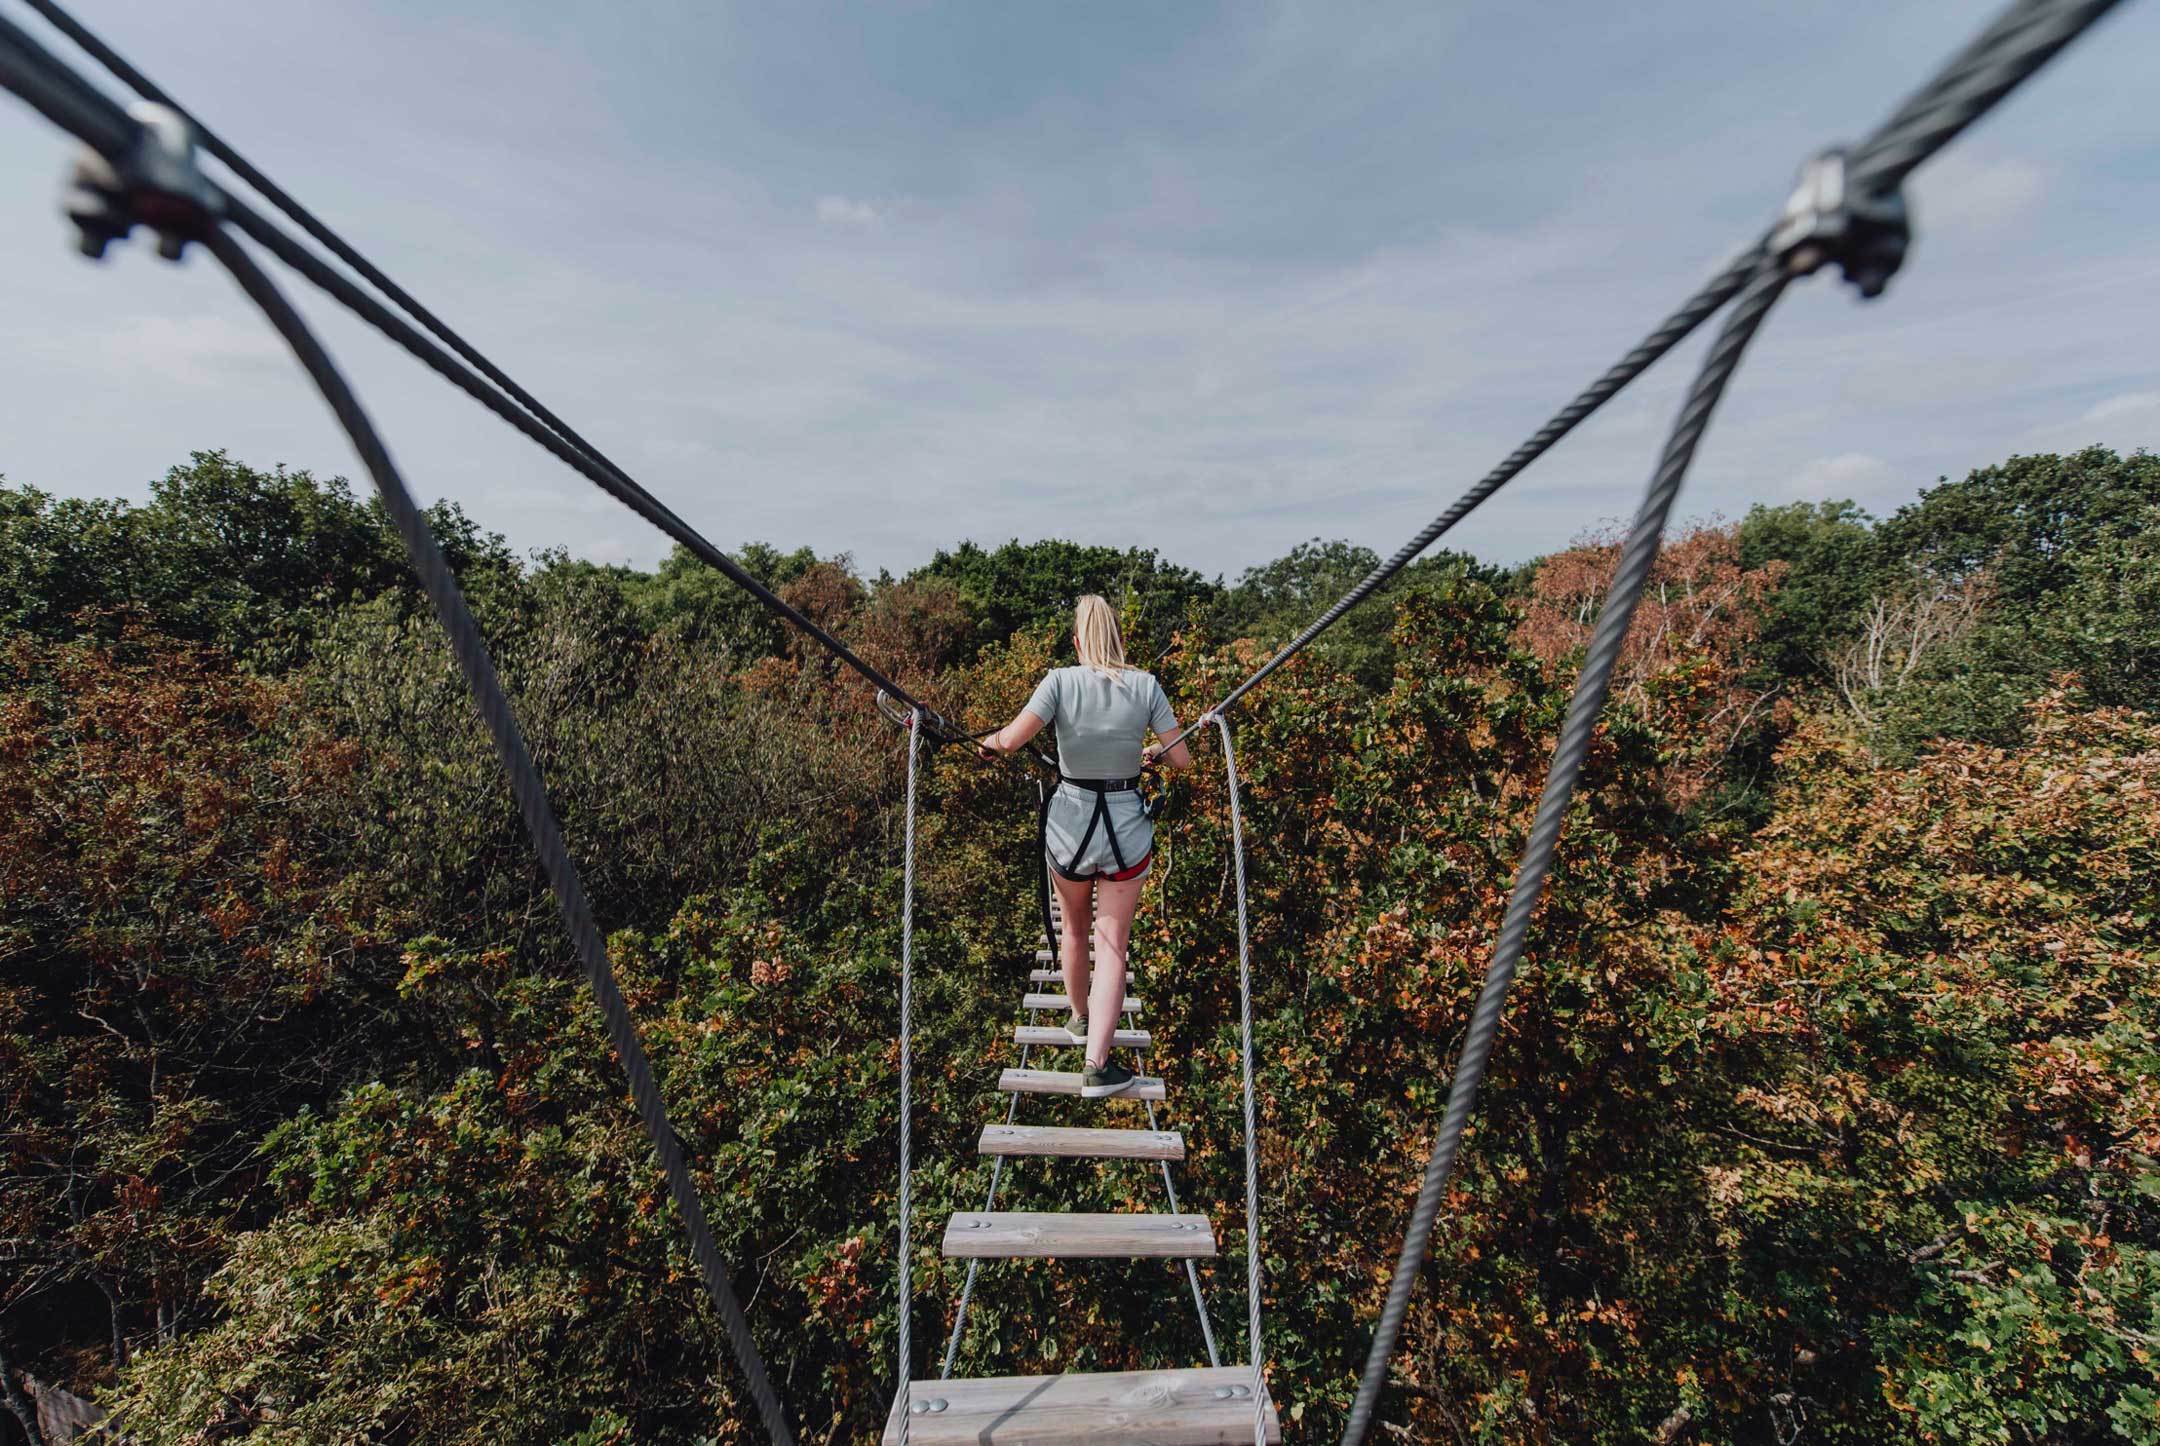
top-left (1023, 665), bottom-right (1177, 778)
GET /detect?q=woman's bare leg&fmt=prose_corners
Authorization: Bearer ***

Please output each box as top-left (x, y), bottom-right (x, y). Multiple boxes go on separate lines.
top-left (1052, 870), bottom-right (1094, 1019)
top-left (1085, 870), bottom-right (1146, 1070)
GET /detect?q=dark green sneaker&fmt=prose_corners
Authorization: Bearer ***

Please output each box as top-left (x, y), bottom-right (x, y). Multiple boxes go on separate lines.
top-left (1081, 1060), bottom-right (1137, 1099)
top-left (1063, 1012), bottom-right (1089, 1044)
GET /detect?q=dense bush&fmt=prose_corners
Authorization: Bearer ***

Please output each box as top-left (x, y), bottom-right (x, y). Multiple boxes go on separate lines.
top-left (4, 447), bottom-right (2156, 1443)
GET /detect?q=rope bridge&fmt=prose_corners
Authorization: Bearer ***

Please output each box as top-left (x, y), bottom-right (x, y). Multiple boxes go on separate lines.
top-left (0, 0), bottom-right (2131, 1438)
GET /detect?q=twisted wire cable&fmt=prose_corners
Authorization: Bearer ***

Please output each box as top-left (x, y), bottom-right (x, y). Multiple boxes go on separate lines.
top-left (1207, 713), bottom-right (1270, 1442)
top-left (0, 11), bottom-right (131, 153)
top-left (1208, 0), bottom-right (2125, 720)
top-left (895, 709), bottom-right (924, 1441)
top-left (1208, 242), bottom-right (1764, 716)
top-left (199, 224), bottom-right (797, 1445)
top-left (1150, 1090), bottom-right (1226, 1370)
top-left (1849, 0), bottom-right (2127, 193)
top-left (1339, 264), bottom-right (1793, 1442)
top-left (17, 0), bottom-right (961, 735)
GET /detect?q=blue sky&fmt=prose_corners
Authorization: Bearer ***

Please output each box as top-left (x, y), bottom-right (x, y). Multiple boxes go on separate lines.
top-left (2, 0), bottom-right (2155, 579)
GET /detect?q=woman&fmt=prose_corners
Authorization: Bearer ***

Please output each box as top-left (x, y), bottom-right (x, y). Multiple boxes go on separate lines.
top-left (976, 596), bottom-right (1195, 1097)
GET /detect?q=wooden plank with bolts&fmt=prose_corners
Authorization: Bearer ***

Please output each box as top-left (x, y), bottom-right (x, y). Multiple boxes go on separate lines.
top-left (1021, 992), bottom-right (1142, 1014)
top-left (882, 1365), bottom-right (1280, 1444)
top-left (977, 1123), bottom-right (1184, 1161)
top-left (941, 1211), bottom-right (1215, 1259)
top-left (1015, 1025), bottom-right (1149, 1049)
top-left (997, 1068), bottom-right (1165, 1101)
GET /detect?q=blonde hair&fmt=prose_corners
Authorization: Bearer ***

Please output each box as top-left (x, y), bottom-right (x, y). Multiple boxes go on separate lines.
top-left (1072, 594), bottom-right (1131, 676)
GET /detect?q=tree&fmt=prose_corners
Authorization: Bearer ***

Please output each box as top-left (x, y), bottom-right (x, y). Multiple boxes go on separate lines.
top-left (912, 538), bottom-right (1218, 660)
top-left (0, 451), bottom-right (519, 658)
top-left (1518, 522), bottom-right (1789, 808)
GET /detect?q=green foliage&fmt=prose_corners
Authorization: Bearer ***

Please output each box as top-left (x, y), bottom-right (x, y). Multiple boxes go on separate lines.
top-left (619, 540), bottom-right (823, 658)
top-left (913, 538), bottom-right (1219, 661)
top-left (7, 445), bottom-right (2160, 1442)
top-left (1213, 538), bottom-right (1501, 689)
top-left (1737, 497), bottom-right (1880, 685)
top-left (1747, 448), bottom-right (2160, 759)
top-left (0, 451), bottom-right (517, 657)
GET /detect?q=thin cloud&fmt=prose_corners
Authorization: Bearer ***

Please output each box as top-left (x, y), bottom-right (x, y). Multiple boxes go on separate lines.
top-left (1788, 453), bottom-right (1892, 500)
top-left (2081, 391), bottom-right (2159, 425)
top-left (815, 195), bottom-right (882, 228)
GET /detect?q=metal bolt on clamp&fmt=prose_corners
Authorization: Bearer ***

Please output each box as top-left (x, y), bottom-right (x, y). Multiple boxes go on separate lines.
top-left (64, 101), bottom-right (223, 261)
top-left (1769, 146), bottom-right (1910, 299)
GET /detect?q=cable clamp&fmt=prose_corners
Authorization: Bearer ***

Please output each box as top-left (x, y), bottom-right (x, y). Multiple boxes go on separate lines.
top-left (1769, 146), bottom-right (1908, 299)
top-left (64, 102), bottom-right (224, 261)
top-left (875, 689), bottom-right (914, 730)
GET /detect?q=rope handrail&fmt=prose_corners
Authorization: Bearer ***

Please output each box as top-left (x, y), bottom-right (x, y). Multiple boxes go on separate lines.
top-left (1206, 713), bottom-right (1270, 1443)
top-left (195, 224), bottom-right (798, 1443)
top-left (1332, 4), bottom-right (2125, 1433)
top-left (1339, 261), bottom-right (1791, 1440)
top-left (16, 0), bottom-right (966, 741)
top-left (1197, 0), bottom-right (2128, 726)
top-left (894, 708), bottom-right (924, 1442)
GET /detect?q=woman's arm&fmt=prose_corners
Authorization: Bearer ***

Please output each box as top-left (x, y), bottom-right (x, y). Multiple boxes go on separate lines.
top-left (1144, 718), bottom-right (1199, 772)
top-left (975, 707), bottom-right (1048, 759)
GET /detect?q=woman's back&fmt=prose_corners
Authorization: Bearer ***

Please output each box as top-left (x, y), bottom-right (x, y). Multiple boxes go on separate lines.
top-left (1025, 665), bottom-right (1175, 779)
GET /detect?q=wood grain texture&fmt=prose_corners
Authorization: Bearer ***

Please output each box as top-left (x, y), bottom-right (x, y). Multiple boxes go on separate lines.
top-left (997, 1069), bottom-right (1166, 1101)
top-left (1021, 992), bottom-right (1142, 1014)
top-left (977, 1123), bottom-right (1184, 1160)
top-left (1015, 1025), bottom-right (1149, 1049)
top-left (882, 1366), bottom-right (1280, 1444)
top-left (1031, 968), bottom-right (1145, 984)
top-left (941, 1211), bottom-right (1215, 1259)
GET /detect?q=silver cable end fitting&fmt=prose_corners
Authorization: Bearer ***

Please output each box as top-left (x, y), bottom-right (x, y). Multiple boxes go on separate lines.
top-left (64, 102), bottom-right (223, 262)
top-left (1769, 146), bottom-right (1909, 299)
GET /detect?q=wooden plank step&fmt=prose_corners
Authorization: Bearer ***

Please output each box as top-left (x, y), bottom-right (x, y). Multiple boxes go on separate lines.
top-left (1037, 948), bottom-right (1095, 962)
top-left (998, 1068), bottom-right (1165, 1101)
top-left (1022, 992), bottom-right (1142, 1014)
top-left (883, 1365), bottom-right (1280, 1444)
top-left (1031, 968), bottom-right (1146, 985)
top-left (1016, 1025), bottom-right (1149, 1049)
top-left (978, 1123), bottom-right (1184, 1161)
top-left (943, 1211), bottom-right (1214, 1259)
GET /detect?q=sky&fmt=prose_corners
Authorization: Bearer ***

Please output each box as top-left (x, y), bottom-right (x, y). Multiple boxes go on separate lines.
top-left (2, 0), bottom-right (2156, 581)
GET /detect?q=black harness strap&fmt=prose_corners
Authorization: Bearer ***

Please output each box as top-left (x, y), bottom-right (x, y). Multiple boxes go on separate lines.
top-left (1045, 774), bottom-right (1149, 882)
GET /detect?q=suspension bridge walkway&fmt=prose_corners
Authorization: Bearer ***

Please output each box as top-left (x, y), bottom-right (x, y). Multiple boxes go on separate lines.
top-left (886, 878), bottom-right (1279, 1442)
top-left (0, 0), bottom-right (2132, 1438)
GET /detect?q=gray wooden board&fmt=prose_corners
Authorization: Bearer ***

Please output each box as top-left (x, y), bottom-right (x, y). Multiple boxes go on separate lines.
top-left (1021, 992), bottom-right (1142, 1013)
top-left (1030, 969), bottom-right (1142, 984)
top-left (997, 1068), bottom-right (1165, 1101)
top-left (882, 1366), bottom-right (1281, 1444)
top-left (1015, 1025), bottom-right (1149, 1049)
top-left (977, 1123), bottom-right (1184, 1160)
top-left (942, 1211), bottom-right (1215, 1259)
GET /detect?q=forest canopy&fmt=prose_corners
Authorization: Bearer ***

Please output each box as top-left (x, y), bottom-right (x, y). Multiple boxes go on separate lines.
top-left (2, 446), bottom-right (2155, 1443)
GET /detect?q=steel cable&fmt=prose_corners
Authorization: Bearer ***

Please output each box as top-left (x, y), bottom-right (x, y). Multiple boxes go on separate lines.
top-left (1848, 0), bottom-right (2126, 193)
top-left (18, 0), bottom-right (961, 735)
top-left (199, 224), bottom-right (797, 1445)
top-left (1207, 0), bottom-right (2125, 721)
top-left (895, 709), bottom-right (923, 1442)
top-left (1206, 713), bottom-right (1271, 1442)
top-left (0, 11), bottom-right (132, 155)
top-left (1208, 241), bottom-right (1765, 717)
top-left (1339, 263), bottom-right (1793, 1442)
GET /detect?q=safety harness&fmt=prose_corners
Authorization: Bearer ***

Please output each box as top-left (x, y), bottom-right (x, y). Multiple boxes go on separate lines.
top-left (1033, 772), bottom-right (1162, 946)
